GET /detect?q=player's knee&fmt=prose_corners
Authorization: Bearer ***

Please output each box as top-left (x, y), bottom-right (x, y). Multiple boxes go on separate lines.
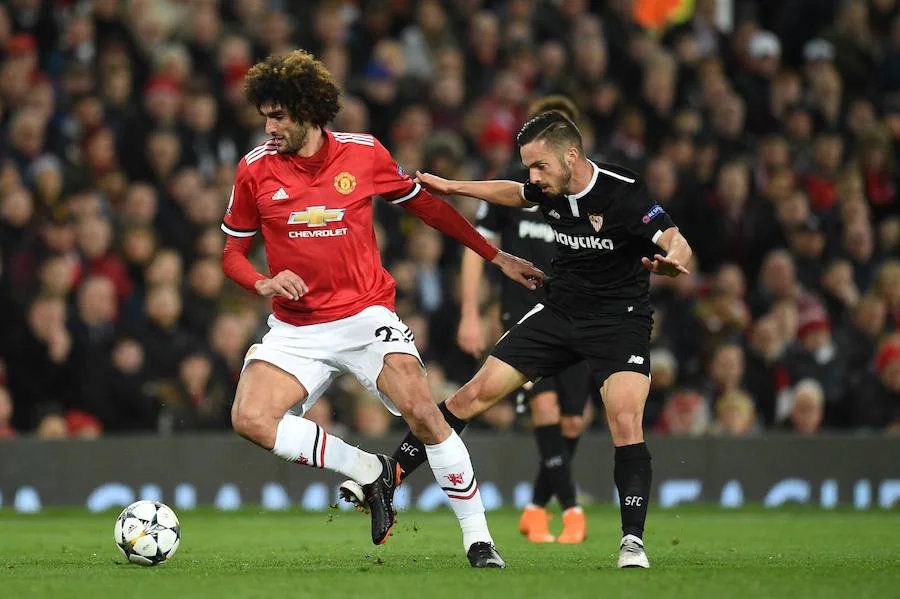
top-left (561, 415), bottom-right (585, 438)
top-left (231, 391), bottom-right (271, 441)
top-left (403, 398), bottom-right (444, 441)
top-left (610, 409), bottom-right (642, 440)
top-left (530, 393), bottom-right (560, 426)
top-left (231, 406), bottom-right (258, 439)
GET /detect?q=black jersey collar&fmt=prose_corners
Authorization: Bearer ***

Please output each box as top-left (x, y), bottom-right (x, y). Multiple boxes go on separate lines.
top-left (565, 160), bottom-right (600, 201)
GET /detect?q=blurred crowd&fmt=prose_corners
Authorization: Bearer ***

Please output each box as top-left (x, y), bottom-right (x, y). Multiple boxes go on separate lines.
top-left (0, 0), bottom-right (898, 441)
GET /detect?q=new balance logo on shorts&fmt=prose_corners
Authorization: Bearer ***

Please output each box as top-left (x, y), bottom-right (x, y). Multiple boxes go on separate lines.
top-left (627, 355), bottom-right (645, 365)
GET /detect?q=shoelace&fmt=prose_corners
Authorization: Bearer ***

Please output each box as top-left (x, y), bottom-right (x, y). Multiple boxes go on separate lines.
top-left (473, 544), bottom-right (498, 560)
top-left (621, 541), bottom-right (644, 554)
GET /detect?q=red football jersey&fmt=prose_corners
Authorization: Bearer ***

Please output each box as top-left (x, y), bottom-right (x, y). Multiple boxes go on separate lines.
top-left (221, 130), bottom-right (422, 326)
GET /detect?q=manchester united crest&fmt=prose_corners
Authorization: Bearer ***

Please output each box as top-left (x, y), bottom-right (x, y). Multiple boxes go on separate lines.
top-left (334, 171), bottom-right (357, 195)
top-left (588, 213), bottom-right (604, 232)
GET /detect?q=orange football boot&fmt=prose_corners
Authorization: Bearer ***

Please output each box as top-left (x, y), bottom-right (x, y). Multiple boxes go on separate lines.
top-left (556, 506), bottom-right (587, 544)
top-left (518, 505), bottom-right (555, 543)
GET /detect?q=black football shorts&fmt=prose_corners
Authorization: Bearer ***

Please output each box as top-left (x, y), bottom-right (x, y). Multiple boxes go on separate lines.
top-left (492, 302), bottom-right (652, 390)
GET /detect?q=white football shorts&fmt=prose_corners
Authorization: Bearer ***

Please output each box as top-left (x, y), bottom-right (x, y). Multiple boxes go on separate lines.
top-left (242, 305), bottom-right (422, 416)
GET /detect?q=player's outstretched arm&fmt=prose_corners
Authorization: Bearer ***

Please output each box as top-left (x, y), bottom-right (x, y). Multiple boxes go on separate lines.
top-left (414, 171), bottom-right (529, 208)
top-left (641, 227), bottom-right (693, 277)
top-left (399, 191), bottom-right (544, 290)
top-left (373, 137), bottom-right (541, 289)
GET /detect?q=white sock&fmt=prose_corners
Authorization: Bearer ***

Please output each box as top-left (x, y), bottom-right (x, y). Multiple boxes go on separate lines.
top-left (425, 430), bottom-right (493, 551)
top-left (272, 414), bottom-right (382, 485)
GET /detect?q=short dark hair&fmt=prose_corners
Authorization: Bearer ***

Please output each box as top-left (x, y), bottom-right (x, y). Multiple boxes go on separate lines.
top-left (244, 50), bottom-right (341, 126)
top-left (516, 111), bottom-right (583, 154)
top-left (527, 95), bottom-right (579, 121)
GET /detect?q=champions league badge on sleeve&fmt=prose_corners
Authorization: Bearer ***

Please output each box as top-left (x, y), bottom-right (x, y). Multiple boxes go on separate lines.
top-left (642, 204), bottom-right (665, 224)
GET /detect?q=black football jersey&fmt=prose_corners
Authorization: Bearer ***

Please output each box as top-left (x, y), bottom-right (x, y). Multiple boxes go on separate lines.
top-left (475, 200), bottom-right (555, 323)
top-left (522, 160), bottom-right (676, 316)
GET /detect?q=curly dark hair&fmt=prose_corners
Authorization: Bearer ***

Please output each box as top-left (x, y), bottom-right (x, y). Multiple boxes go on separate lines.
top-left (243, 50), bottom-right (341, 126)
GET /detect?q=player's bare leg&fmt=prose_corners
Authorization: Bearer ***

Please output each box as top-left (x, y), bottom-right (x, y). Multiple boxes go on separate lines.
top-left (367, 356), bottom-right (529, 483)
top-left (602, 371), bottom-right (652, 568)
top-left (341, 356), bottom-right (527, 564)
top-left (349, 357), bottom-right (526, 487)
top-left (561, 414), bottom-right (586, 449)
top-left (231, 361), bottom-right (392, 544)
top-left (374, 353), bottom-right (504, 568)
top-left (446, 357), bottom-right (531, 420)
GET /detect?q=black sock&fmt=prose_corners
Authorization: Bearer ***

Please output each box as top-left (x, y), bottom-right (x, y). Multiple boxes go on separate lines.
top-left (392, 401), bottom-right (467, 480)
top-left (532, 432), bottom-right (580, 507)
top-left (531, 461), bottom-right (553, 507)
top-left (532, 424), bottom-right (577, 509)
top-left (564, 435), bottom-right (580, 458)
top-left (614, 442), bottom-right (652, 539)
top-left (438, 401), bottom-right (467, 433)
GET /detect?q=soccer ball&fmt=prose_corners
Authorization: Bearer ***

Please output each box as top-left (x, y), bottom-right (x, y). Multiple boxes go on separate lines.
top-left (114, 500), bottom-right (181, 566)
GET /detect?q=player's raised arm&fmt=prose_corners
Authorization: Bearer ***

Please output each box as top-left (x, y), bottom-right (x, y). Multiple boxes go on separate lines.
top-left (414, 171), bottom-right (531, 208)
top-left (372, 140), bottom-right (544, 290)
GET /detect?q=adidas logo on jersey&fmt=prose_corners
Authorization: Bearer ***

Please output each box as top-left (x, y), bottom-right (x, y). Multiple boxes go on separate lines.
top-left (272, 187), bottom-right (289, 201)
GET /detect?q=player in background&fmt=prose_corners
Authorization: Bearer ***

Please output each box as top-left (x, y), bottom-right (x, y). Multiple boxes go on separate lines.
top-left (348, 112), bottom-right (692, 568)
top-left (221, 50), bottom-right (542, 567)
top-left (457, 96), bottom-right (592, 544)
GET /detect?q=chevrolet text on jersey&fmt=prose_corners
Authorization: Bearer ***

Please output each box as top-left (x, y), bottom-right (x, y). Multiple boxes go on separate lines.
top-left (289, 228), bottom-right (348, 238)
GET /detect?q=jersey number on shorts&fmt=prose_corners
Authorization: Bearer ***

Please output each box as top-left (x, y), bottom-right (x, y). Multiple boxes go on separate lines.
top-left (375, 326), bottom-right (415, 344)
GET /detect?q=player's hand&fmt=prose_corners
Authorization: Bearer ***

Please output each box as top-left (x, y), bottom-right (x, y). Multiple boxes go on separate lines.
top-left (492, 250), bottom-right (545, 290)
top-left (255, 270), bottom-right (309, 300)
top-left (642, 254), bottom-right (691, 277)
top-left (414, 171), bottom-right (455, 195)
top-left (457, 313), bottom-right (486, 358)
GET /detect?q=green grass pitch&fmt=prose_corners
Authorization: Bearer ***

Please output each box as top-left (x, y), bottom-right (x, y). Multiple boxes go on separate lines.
top-left (1, 506), bottom-right (897, 599)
